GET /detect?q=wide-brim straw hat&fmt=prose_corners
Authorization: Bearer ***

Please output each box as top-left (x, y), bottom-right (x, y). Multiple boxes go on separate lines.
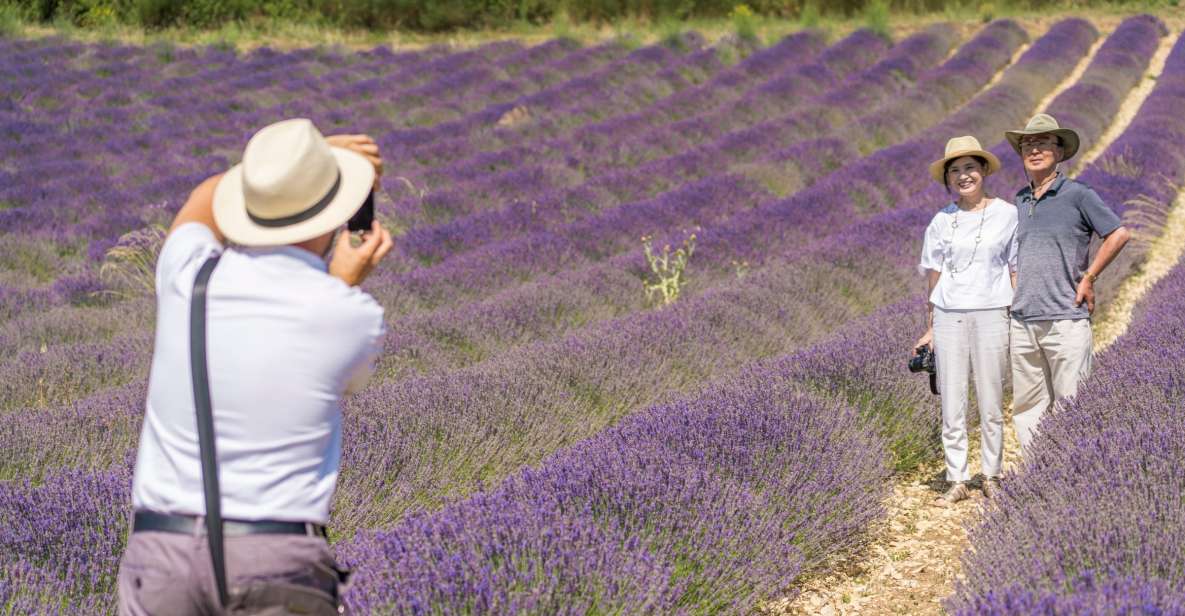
top-left (213, 118), bottom-right (374, 246)
top-left (929, 135), bottom-right (1002, 183)
top-left (1004, 113), bottom-right (1080, 161)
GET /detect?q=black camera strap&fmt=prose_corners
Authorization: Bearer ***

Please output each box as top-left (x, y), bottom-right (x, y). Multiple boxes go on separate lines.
top-left (930, 373), bottom-right (939, 396)
top-left (190, 254), bottom-right (229, 607)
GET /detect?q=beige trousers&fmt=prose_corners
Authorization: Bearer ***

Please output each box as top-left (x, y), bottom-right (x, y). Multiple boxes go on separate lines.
top-left (1010, 318), bottom-right (1093, 453)
top-left (118, 527), bottom-right (346, 615)
top-left (933, 307), bottom-right (1009, 482)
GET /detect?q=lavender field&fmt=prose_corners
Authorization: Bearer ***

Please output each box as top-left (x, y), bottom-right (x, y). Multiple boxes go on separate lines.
top-left (2, 14), bottom-right (1184, 614)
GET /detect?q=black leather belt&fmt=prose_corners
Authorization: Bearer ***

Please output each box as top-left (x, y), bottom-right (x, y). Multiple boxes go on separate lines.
top-left (134, 510), bottom-right (328, 538)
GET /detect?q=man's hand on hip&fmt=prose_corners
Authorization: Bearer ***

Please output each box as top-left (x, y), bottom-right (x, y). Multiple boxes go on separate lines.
top-left (330, 220), bottom-right (393, 287)
top-left (1075, 277), bottom-right (1095, 314)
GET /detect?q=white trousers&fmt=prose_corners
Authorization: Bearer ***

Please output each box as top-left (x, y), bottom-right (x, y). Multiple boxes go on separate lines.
top-left (1010, 318), bottom-right (1093, 453)
top-left (933, 307), bottom-right (1009, 482)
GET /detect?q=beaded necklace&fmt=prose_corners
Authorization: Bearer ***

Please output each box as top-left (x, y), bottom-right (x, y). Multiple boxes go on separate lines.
top-left (946, 199), bottom-right (989, 277)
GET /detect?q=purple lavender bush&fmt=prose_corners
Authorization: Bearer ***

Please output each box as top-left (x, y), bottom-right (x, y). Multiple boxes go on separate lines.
top-left (340, 374), bottom-right (887, 613)
top-left (0, 469), bottom-right (130, 614)
top-left (951, 265), bottom-right (1185, 614)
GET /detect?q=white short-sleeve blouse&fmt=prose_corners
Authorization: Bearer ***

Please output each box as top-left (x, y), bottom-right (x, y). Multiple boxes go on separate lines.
top-left (918, 198), bottom-right (1018, 310)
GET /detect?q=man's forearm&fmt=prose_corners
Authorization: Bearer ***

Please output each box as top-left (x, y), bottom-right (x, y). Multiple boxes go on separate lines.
top-left (169, 174), bottom-right (226, 244)
top-left (1086, 226), bottom-right (1132, 279)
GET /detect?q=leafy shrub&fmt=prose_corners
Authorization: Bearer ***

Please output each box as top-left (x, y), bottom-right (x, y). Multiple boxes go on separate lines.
top-left (799, 1), bottom-right (820, 28)
top-left (863, 0), bottom-right (890, 39)
top-left (730, 3), bottom-right (758, 43)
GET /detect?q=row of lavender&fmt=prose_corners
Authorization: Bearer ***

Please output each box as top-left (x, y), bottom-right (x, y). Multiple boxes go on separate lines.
top-left (0, 30), bottom-right (847, 342)
top-left (953, 266), bottom-right (1185, 613)
top-left (365, 22), bottom-right (1020, 314)
top-left (325, 17), bottom-right (1102, 529)
top-left (950, 29), bottom-right (1185, 613)
top-left (388, 27), bottom-right (949, 267)
top-left (0, 18), bottom-right (1060, 541)
top-left (0, 33), bottom-right (730, 410)
top-left (383, 32), bottom-right (829, 225)
top-left (337, 18), bottom-right (1184, 613)
top-left (0, 20), bottom-right (1093, 537)
top-left (0, 25), bottom-right (987, 416)
top-left (0, 19), bottom-right (1166, 611)
top-left (0, 19), bottom-right (1128, 561)
top-left (0, 29), bottom-right (892, 613)
top-left (383, 28), bottom-right (893, 242)
top-left (365, 23), bottom-right (991, 375)
top-left (343, 20), bottom-right (1026, 387)
top-left (0, 30), bottom-right (872, 421)
top-left (0, 32), bottom-right (703, 283)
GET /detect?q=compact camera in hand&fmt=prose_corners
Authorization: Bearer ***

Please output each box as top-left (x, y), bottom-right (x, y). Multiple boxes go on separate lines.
top-left (909, 344), bottom-right (939, 395)
top-left (347, 191), bottom-right (375, 232)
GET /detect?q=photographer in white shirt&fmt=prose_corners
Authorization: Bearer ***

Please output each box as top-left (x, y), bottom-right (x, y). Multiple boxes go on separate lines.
top-left (119, 119), bottom-right (392, 615)
top-left (915, 136), bottom-right (1017, 507)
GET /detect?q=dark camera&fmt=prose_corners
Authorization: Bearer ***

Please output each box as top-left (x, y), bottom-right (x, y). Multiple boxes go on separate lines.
top-left (910, 344), bottom-right (939, 395)
top-left (909, 343), bottom-right (936, 374)
top-left (347, 191), bottom-right (375, 233)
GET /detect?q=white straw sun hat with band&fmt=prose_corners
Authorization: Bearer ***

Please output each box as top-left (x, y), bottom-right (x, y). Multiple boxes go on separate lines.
top-left (213, 118), bottom-right (375, 247)
top-left (1004, 113), bottom-right (1081, 161)
top-left (928, 135), bottom-right (1002, 184)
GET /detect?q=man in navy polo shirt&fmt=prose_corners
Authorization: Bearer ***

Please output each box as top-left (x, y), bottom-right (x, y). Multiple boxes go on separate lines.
top-left (1005, 113), bottom-right (1132, 453)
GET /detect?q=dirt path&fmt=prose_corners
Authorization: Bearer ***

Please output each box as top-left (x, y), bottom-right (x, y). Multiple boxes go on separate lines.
top-left (1074, 35), bottom-right (1177, 173)
top-left (976, 42), bottom-right (1031, 96)
top-left (1032, 34), bottom-right (1107, 112)
top-left (771, 26), bottom-right (1178, 616)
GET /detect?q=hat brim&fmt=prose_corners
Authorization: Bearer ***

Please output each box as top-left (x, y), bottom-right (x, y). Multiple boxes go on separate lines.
top-left (1004, 128), bottom-right (1080, 161)
top-left (929, 149), bottom-right (1002, 184)
top-left (213, 147), bottom-right (375, 247)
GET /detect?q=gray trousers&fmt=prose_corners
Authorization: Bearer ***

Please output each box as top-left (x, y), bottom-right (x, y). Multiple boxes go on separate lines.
top-left (1010, 317), bottom-right (1093, 453)
top-left (118, 524), bottom-right (346, 615)
top-left (933, 307), bottom-right (1009, 482)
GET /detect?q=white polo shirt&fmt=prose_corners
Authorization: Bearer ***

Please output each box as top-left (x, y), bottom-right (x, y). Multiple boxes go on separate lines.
top-left (919, 198), bottom-right (1018, 310)
top-left (131, 223), bottom-right (385, 524)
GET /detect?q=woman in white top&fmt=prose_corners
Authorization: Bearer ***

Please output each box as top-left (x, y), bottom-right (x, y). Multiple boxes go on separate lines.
top-left (914, 136), bottom-right (1018, 507)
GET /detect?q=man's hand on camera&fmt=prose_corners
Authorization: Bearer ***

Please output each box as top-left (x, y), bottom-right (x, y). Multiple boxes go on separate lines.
top-left (330, 220), bottom-right (393, 287)
top-left (326, 134), bottom-right (383, 187)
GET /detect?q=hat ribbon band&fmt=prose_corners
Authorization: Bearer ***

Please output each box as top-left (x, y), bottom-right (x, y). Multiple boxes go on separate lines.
top-left (248, 171), bottom-right (341, 228)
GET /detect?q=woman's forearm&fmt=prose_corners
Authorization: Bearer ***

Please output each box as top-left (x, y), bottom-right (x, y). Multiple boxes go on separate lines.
top-left (925, 269), bottom-right (941, 328)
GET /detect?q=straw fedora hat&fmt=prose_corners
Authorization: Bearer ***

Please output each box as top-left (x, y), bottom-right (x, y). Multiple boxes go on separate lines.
top-left (213, 118), bottom-right (375, 246)
top-left (929, 135), bottom-right (1001, 183)
top-left (1004, 113), bottom-right (1080, 161)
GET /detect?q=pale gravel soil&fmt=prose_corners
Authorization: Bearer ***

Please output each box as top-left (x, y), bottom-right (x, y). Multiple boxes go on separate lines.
top-left (770, 25), bottom-right (1180, 616)
top-left (1030, 34), bottom-right (1108, 114)
top-left (976, 42), bottom-right (1032, 96)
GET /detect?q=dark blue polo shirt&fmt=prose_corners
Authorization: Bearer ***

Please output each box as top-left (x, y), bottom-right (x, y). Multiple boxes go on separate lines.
top-left (1011, 173), bottom-right (1122, 322)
